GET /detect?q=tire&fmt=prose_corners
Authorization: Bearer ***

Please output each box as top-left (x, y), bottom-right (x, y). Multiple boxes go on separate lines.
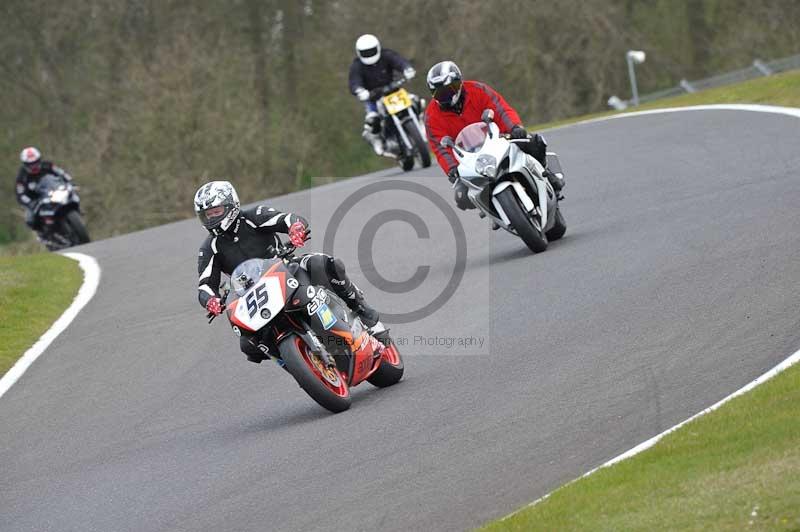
top-left (279, 336), bottom-right (351, 413)
top-left (367, 333), bottom-right (404, 388)
top-left (399, 157), bottom-right (415, 172)
top-left (495, 187), bottom-right (548, 253)
top-left (64, 210), bottom-right (90, 245)
top-left (402, 120), bottom-right (431, 169)
top-left (545, 206), bottom-right (567, 241)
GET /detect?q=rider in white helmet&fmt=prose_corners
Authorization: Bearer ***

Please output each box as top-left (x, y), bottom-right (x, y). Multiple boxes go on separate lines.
top-left (348, 34), bottom-right (416, 155)
top-left (15, 146), bottom-right (73, 229)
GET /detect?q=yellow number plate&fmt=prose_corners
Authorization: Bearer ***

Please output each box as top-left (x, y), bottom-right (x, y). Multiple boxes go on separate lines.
top-left (382, 88), bottom-right (412, 115)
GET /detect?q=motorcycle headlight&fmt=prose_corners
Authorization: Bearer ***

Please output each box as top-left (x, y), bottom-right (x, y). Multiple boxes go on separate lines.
top-left (475, 154), bottom-right (498, 177)
top-left (50, 189), bottom-right (70, 203)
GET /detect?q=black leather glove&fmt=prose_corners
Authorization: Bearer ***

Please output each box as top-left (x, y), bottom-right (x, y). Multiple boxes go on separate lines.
top-left (447, 167), bottom-right (459, 183)
top-left (510, 125), bottom-right (528, 139)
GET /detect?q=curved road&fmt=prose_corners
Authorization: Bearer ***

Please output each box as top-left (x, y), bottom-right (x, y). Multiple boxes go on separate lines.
top-left (2, 108), bottom-right (800, 531)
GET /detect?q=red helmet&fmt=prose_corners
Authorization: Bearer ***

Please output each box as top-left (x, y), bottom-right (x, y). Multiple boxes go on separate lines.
top-left (20, 146), bottom-right (42, 175)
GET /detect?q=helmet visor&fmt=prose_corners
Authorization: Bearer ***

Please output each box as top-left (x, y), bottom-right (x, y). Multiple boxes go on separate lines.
top-left (432, 80), bottom-right (462, 105)
top-left (199, 205), bottom-right (226, 227)
top-left (24, 162), bottom-right (41, 174)
top-left (358, 46), bottom-right (379, 59)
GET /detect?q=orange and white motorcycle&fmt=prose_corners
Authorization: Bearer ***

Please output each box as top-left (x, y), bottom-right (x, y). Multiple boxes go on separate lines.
top-left (209, 245), bottom-right (403, 413)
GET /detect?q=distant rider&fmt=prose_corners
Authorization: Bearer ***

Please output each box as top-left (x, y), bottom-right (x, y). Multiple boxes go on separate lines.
top-left (423, 61), bottom-right (564, 210)
top-left (348, 34), bottom-right (416, 155)
top-left (195, 181), bottom-right (382, 363)
top-left (15, 146), bottom-right (73, 230)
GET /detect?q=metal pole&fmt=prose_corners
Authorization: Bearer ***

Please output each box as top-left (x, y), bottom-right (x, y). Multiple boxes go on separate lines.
top-left (627, 55), bottom-right (639, 106)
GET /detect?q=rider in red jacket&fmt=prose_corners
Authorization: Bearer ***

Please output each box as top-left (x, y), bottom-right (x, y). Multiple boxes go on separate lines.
top-left (424, 61), bottom-right (563, 209)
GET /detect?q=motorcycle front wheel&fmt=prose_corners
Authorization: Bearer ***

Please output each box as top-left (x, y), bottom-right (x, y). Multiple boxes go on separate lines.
top-left (64, 210), bottom-right (90, 245)
top-left (403, 120), bottom-right (431, 169)
top-left (279, 335), bottom-right (351, 413)
top-left (495, 188), bottom-right (548, 253)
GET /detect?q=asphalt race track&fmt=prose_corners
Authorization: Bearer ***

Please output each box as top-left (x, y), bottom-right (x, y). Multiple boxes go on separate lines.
top-left (2, 108), bottom-right (800, 532)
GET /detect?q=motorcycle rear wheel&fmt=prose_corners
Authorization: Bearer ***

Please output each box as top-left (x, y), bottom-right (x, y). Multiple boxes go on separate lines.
top-left (545, 206), bottom-right (567, 241)
top-left (366, 333), bottom-right (404, 388)
top-left (496, 188), bottom-right (548, 253)
top-left (279, 336), bottom-right (351, 413)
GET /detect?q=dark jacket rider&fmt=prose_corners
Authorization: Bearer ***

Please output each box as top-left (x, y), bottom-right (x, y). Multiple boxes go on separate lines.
top-left (348, 33), bottom-right (416, 155)
top-left (423, 61), bottom-right (564, 210)
top-left (195, 181), bottom-right (381, 363)
top-left (15, 146), bottom-right (73, 228)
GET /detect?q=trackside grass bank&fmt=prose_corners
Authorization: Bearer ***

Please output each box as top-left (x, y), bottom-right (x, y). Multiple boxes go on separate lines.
top-left (483, 70), bottom-right (800, 531)
top-left (536, 68), bottom-right (800, 131)
top-left (481, 361), bottom-right (800, 531)
top-left (0, 254), bottom-right (82, 377)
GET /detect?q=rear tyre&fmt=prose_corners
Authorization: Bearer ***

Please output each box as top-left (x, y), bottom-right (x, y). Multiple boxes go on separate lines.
top-left (403, 120), bottom-right (431, 168)
top-left (545, 207), bottom-right (567, 241)
top-left (279, 336), bottom-right (351, 413)
top-left (367, 333), bottom-right (404, 388)
top-left (64, 210), bottom-right (90, 245)
top-left (496, 188), bottom-right (548, 253)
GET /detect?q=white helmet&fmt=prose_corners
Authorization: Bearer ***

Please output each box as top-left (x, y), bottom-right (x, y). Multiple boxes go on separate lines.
top-left (20, 146), bottom-right (42, 174)
top-left (355, 34), bottom-right (381, 65)
top-left (194, 181), bottom-right (241, 235)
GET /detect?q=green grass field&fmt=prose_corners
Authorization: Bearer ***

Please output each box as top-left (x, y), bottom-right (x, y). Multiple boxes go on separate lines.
top-left (0, 254), bottom-right (82, 377)
top-left (483, 70), bottom-right (800, 531)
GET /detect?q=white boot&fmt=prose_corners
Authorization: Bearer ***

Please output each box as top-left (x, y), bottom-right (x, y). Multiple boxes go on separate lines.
top-left (362, 128), bottom-right (384, 156)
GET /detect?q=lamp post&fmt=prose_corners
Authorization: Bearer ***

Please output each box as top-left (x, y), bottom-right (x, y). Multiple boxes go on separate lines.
top-left (626, 50), bottom-right (646, 106)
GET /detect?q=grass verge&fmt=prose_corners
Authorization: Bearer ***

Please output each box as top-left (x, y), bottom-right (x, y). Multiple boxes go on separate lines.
top-left (483, 69), bottom-right (800, 530)
top-left (535, 69), bottom-right (800, 131)
top-left (0, 254), bottom-right (83, 377)
top-left (481, 361), bottom-right (800, 531)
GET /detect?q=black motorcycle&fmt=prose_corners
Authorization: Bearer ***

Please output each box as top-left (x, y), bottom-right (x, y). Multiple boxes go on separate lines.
top-left (369, 78), bottom-right (432, 172)
top-left (31, 174), bottom-right (90, 251)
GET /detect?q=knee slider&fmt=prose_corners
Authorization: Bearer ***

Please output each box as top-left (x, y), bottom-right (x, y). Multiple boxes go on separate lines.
top-left (330, 257), bottom-right (348, 279)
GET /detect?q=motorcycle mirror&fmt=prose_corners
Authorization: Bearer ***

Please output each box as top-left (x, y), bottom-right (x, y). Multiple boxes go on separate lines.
top-left (481, 109), bottom-right (495, 124)
top-left (440, 136), bottom-right (464, 157)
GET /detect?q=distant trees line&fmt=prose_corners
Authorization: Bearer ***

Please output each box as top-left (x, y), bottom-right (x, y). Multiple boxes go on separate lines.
top-left (1, 0), bottom-right (798, 243)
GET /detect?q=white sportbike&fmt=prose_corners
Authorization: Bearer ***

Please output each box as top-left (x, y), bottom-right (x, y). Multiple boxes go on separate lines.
top-left (441, 109), bottom-right (566, 252)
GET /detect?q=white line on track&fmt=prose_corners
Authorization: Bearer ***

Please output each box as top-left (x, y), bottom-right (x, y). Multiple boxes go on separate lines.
top-left (0, 252), bottom-right (100, 400)
top-left (542, 103), bottom-right (800, 132)
top-left (502, 103), bottom-right (800, 521)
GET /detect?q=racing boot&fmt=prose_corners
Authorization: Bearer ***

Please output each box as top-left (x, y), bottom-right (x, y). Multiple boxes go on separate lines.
top-left (327, 257), bottom-right (382, 330)
top-left (543, 168), bottom-right (565, 200)
top-left (362, 127), bottom-right (385, 156)
top-left (240, 336), bottom-right (271, 364)
top-left (343, 285), bottom-right (381, 329)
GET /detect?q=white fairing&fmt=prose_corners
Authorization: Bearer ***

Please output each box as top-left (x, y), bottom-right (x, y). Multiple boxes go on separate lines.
top-left (232, 275), bottom-right (289, 331)
top-left (453, 121), bottom-right (546, 230)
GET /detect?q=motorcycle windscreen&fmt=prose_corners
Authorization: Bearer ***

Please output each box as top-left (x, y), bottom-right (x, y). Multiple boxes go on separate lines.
top-left (455, 122), bottom-right (489, 153)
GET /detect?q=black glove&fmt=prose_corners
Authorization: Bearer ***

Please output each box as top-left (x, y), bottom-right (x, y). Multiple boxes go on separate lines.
top-left (447, 167), bottom-right (459, 183)
top-left (510, 125), bottom-right (528, 139)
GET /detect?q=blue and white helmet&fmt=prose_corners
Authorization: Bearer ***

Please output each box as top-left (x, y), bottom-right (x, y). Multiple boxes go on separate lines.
top-left (194, 181), bottom-right (240, 235)
top-left (426, 61), bottom-right (463, 109)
